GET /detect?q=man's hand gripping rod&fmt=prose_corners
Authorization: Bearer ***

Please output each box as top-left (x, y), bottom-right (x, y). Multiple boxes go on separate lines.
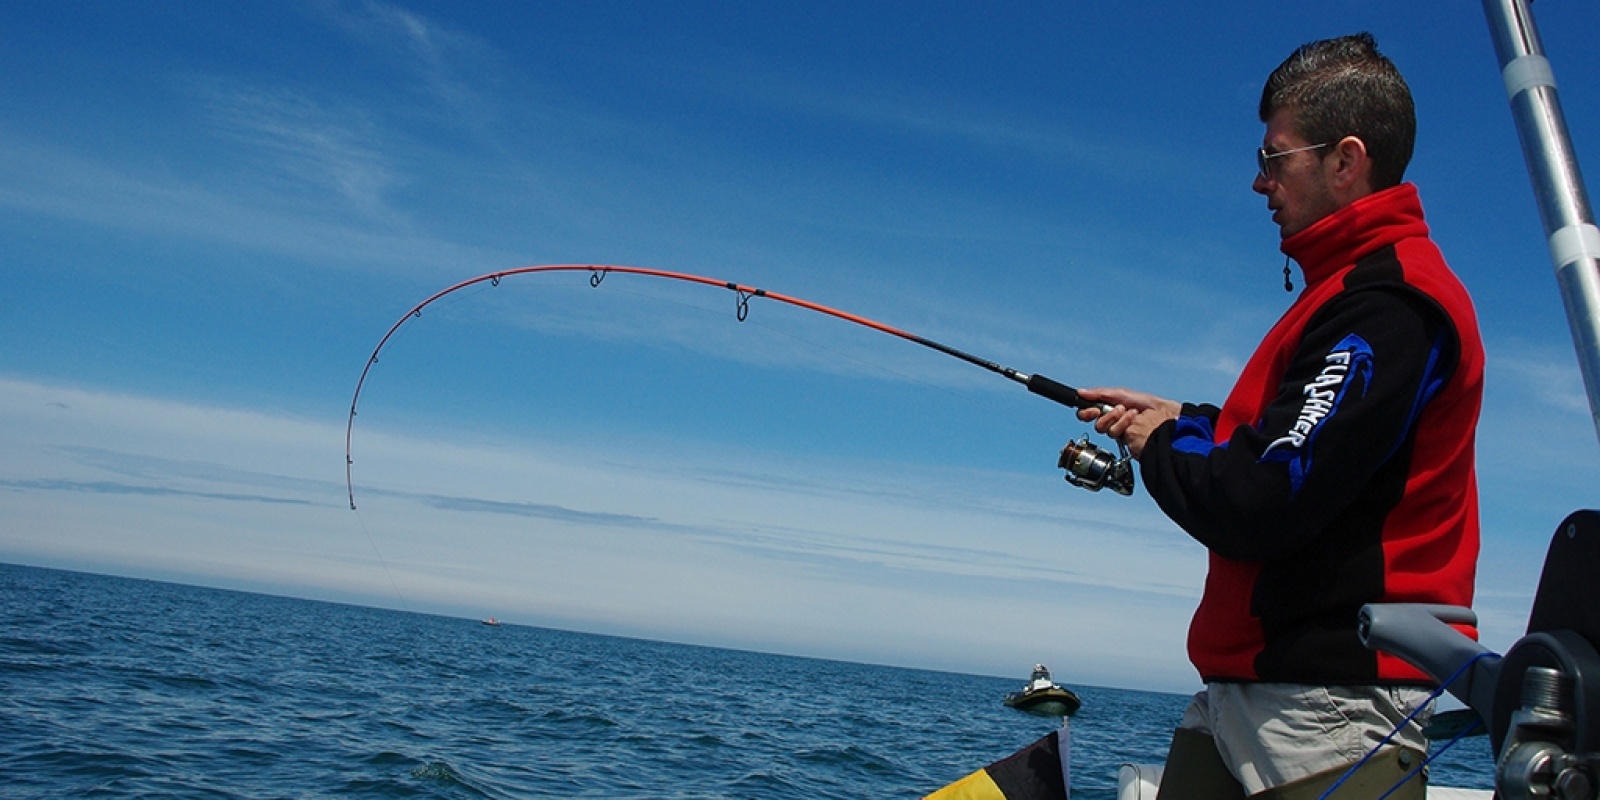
top-left (1010, 371), bottom-right (1136, 496)
top-left (894, 325), bottom-right (1135, 496)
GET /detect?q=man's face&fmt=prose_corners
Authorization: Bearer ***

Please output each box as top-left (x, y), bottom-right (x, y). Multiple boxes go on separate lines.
top-left (1253, 107), bottom-right (1340, 239)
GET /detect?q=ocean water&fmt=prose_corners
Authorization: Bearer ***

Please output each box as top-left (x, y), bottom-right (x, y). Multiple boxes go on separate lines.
top-left (1, 563), bottom-right (1495, 798)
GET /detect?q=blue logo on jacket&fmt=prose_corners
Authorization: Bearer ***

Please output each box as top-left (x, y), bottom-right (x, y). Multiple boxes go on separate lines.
top-left (1262, 334), bottom-right (1374, 491)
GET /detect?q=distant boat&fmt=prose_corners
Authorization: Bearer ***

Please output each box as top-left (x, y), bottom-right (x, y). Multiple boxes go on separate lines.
top-left (481, 617), bottom-right (501, 627)
top-left (1003, 663), bottom-right (1081, 718)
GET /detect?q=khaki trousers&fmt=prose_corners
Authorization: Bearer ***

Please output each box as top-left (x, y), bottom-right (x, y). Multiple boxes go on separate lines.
top-left (1154, 683), bottom-right (1432, 799)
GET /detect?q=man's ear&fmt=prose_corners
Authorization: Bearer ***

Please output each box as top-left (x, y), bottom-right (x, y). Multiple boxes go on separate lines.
top-left (1327, 135), bottom-right (1375, 198)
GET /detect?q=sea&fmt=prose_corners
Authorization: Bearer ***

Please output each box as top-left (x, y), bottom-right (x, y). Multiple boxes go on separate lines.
top-left (1, 562), bottom-right (1496, 798)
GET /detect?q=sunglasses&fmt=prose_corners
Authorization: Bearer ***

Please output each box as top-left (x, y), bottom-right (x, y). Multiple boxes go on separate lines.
top-left (1256, 142), bottom-right (1330, 181)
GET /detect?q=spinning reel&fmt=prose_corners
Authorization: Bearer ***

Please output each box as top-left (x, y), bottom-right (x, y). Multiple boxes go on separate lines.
top-left (1057, 435), bottom-right (1135, 496)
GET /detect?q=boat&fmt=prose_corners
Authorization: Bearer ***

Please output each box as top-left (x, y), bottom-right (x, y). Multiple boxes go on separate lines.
top-left (481, 617), bottom-right (501, 627)
top-left (1002, 664), bottom-right (1081, 718)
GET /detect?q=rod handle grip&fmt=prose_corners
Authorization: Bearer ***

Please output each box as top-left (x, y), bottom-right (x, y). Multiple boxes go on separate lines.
top-left (1026, 373), bottom-right (1089, 409)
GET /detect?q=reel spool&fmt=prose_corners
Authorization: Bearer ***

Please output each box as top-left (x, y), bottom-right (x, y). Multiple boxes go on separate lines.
top-left (1058, 436), bottom-right (1134, 495)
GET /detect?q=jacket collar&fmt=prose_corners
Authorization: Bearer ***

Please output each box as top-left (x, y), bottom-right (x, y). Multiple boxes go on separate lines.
top-left (1281, 182), bottom-right (1430, 290)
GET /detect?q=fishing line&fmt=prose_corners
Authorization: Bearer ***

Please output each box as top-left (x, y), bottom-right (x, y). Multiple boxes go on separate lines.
top-left (350, 504), bottom-right (412, 613)
top-left (346, 263), bottom-right (1130, 509)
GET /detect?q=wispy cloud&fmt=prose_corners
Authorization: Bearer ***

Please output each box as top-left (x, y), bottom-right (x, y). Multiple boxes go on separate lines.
top-left (315, 0), bottom-right (502, 131)
top-left (420, 494), bottom-right (668, 528)
top-left (0, 376), bottom-right (1198, 601)
top-left (192, 79), bottom-right (407, 222)
top-left (0, 478), bottom-right (311, 507)
top-left (0, 129), bottom-right (502, 275)
top-left (1490, 343), bottom-right (1591, 414)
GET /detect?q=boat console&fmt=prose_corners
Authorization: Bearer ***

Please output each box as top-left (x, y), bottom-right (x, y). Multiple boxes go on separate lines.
top-left (1360, 510), bottom-right (1600, 799)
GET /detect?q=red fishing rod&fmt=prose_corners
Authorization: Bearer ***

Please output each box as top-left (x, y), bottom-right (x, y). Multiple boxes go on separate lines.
top-left (345, 263), bottom-right (1132, 509)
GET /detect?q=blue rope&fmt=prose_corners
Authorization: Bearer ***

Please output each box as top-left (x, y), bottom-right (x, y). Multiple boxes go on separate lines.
top-left (1315, 651), bottom-right (1498, 800)
top-left (1375, 714), bottom-right (1484, 800)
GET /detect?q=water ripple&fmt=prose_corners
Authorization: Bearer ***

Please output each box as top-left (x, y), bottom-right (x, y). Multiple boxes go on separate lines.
top-left (0, 564), bottom-right (1498, 798)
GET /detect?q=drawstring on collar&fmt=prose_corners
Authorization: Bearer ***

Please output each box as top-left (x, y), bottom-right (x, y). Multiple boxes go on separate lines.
top-left (1283, 255), bottom-right (1294, 292)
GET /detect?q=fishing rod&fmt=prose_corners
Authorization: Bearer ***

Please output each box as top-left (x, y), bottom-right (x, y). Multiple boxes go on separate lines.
top-left (344, 263), bottom-right (1133, 509)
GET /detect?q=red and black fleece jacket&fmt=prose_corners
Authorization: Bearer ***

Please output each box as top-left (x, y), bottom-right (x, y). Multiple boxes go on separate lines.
top-left (1141, 183), bottom-right (1485, 684)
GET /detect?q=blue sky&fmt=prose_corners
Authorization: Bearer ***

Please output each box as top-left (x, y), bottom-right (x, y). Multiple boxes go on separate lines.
top-left (4, 2), bottom-right (1599, 694)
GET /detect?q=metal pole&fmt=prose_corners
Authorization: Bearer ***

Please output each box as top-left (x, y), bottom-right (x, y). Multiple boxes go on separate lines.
top-left (1482, 0), bottom-right (1600, 445)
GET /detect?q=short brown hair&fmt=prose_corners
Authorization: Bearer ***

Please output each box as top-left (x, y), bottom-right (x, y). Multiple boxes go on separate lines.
top-left (1259, 33), bottom-right (1416, 189)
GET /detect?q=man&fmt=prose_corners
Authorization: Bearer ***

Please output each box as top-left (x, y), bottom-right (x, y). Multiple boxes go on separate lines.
top-left (1079, 33), bottom-right (1483, 799)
